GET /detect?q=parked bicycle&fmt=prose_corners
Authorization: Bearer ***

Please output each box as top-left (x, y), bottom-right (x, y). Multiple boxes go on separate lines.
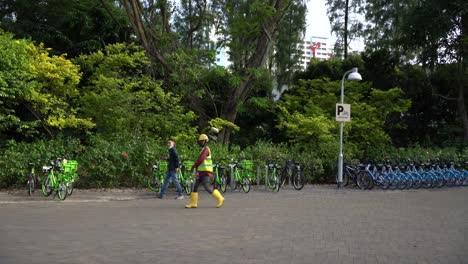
top-left (62, 160), bottom-right (78, 196)
top-left (213, 160), bottom-right (227, 193)
top-left (230, 159), bottom-right (251, 193)
top-left (41, 158), bottom-right (68, 200)
top-left (180, 160), bottom-right (194, 195)
top-left (26, 163), bottom-right (36, 196)
top-left (278, 159), bottom-right (305, 191)
top-left (147, 160), bottom-right (167, 193)
top-left (266, 161), bottom-right (281, 191)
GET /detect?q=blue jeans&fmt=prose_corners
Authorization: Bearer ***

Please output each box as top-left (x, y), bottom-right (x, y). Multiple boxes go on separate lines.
top-left (160, 170), bottom-right (183, 196)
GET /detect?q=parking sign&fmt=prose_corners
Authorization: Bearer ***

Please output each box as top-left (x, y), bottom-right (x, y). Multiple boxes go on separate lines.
top-left (336, 104), bottom-right (351, 122)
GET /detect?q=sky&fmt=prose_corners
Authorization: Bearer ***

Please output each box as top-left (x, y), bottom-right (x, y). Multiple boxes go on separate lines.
top-left (305, 0), bottom-right (364, 51)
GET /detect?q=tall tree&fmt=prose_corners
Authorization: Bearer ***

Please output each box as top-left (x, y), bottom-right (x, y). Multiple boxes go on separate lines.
top-left (273, 0), bottom-right (307, 89)
top-left (120, 0), bottom-right (298, 144)
top-left (396, 0), bottom-right (468, 141)
top-left (0, 30), bottom-right (94, 141)
top-left (0, 0), bottom-right (131, 57)
top-left (326, 0), bottom-right (364, 58)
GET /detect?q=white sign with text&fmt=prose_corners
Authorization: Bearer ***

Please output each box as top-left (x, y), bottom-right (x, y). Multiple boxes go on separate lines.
top-left (336, 104), bottom-right (351, 122)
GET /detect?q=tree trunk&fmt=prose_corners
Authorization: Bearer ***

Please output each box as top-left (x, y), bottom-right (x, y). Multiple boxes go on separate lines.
top-left (344, 0), bottom-right (349, 59)
top-left (457, 83), bottom-right (468, 141)
top-left (121, 0), bottom-right (171, 73)
top-left (461, 13), bottom-right (468, 142)
top-left (217, 0), bottom-right (289, 144)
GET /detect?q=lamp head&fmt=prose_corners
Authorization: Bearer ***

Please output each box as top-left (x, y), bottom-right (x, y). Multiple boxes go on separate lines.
top-left (347, 67), bottom-right (362, 81)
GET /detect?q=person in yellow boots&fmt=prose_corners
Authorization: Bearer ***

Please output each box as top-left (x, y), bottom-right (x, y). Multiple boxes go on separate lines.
top-left (185, 134), bottom-right (224, 208)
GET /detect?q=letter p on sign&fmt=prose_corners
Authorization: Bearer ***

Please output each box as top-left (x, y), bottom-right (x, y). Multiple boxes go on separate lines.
top-left (336, 104), bottom-right (351, 122)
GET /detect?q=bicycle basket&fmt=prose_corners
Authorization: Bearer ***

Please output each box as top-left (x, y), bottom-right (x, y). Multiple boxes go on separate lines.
top-left (240, 160), bottom-right (253, 172)
top-left (63, 160), bottom-right (78, 174)
top-left (184, 161), bottom-right (195, 170)
top-left (159, 161), bottom-right (168, 172)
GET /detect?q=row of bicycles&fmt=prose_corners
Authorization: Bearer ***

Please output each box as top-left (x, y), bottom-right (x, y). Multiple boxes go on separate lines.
top-left (26, 158), bottom-right (79, 200)
top-left (147, 158), bottom-right (306, 194)
top-left (342, 160), bottom-right (468, 190)
top-left (266, 159), bottom-right (305, 191)
top-left (146, 159), bottom-right (254, 194)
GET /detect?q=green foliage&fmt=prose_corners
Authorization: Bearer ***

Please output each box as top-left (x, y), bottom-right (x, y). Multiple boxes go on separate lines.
top-left (0, 30), bottom-right (94, 140)
top-left (75, 43), bottom-right (197, 140)
top-left (0, 0), bottom-right (131, 57)
top-left (208, 118), bottom-right (239, 133)
top-left (276, 76), bottom-right (411, 170)
top-left (0, 136), bottom-right (81, 188)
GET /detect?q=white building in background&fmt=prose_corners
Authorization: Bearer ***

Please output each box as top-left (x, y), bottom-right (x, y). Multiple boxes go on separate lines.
top-left (298, 36), bottom-right (334, 70)
top-left (214, 35), bottom-right (334, 70)
top-left (215, 47), bottom-right (232, 68)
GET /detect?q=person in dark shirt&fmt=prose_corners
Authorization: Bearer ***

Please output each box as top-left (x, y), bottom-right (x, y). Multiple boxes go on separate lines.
top-left (159, 139), bottom-right (184, 200)
top-left (185, 134), bottom-right (224, 208)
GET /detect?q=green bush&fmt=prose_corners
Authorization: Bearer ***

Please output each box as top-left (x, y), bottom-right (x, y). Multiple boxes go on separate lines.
top-left (1, 136), bottom-right (466, 188)
top-left (0, 136), bottom-right (81, 188)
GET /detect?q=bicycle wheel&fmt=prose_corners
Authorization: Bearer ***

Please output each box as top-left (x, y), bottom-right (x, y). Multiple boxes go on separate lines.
top-left (27, 173), bottom-right (35, 196)
top-left (57, 182), bottom-right (68, 200)
top-left (220, 170), bottom-right (227, 193)
top-left (356, 171), bottom-right (372, 189)
top-left (280, 171), bottom-right (287, 188)
top-left (184, 179), bottom-right (192, 195)
top-left (462, 173), bottom-right (468, 186)
top-left (241, 177), bottom-right (250, 193)
top-left (267, 170), bottom-right (277, 189)
top-left (147, 175), bottom-right (161, 193)
top-left (41, 175), bottom-right (53, 197)
top-left (66, 181), bottom-right (73, 196)
top-left (342, 169), bottom-right (350, 187)
top-left (274, 174), bottom-right (280, 192)
top-left (292, 170), bottom-right (305, 190)
top-left (379, 176), bottom-right (390, 190)
top-left (277, 171), bottom-right (287, 191)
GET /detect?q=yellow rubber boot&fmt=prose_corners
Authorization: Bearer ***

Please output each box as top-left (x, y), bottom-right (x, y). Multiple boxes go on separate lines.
top-left (211, 189), bottom-right (224, 208)
top-left (185, 192), bottom-right (198, 208)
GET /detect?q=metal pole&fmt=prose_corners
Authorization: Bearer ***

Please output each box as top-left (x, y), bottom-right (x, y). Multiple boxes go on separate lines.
top-left (337, 70), bottom-right (350, 189)
top-left (230, 164), bottom-right (234, 191)
top-left (256, 165), bottom-right (260, 186)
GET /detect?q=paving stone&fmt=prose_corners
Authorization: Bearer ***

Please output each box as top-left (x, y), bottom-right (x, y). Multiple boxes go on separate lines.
top-left (0, 186), bottom-right (467, 264)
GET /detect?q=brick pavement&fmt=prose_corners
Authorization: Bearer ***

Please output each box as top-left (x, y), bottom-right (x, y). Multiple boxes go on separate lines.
top-left (0, 186), bottom-right (467, 264)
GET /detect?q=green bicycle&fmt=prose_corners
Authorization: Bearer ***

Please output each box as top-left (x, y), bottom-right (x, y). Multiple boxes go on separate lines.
top-left (41, 158), bottom-right (68, 200)
top-left (213, 161), bottom-right (227, 193)
top-left (147, 160), bottom-right (167, 193)
top-left (62, 160), bottom-right (78, 196)
top-left (230, 160), bottom-right (252, 193)
top-left (179, 160), bottom-right (194, 195)
top-left (267, 161), bottom-right (281, 191)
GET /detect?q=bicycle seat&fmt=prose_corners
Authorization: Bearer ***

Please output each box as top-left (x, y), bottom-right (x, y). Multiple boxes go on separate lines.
top-left (42, 166), bottom-right (52, 173)
top-left (357, 164), bottom-right (367, 170)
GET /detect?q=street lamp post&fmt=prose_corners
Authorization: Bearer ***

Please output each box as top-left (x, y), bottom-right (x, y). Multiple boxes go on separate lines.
top-left (337, 67), bottom-right (362, 189)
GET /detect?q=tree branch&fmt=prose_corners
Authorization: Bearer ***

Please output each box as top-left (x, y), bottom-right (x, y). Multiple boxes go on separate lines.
top-left (433, 93), bottom-right (456, 101)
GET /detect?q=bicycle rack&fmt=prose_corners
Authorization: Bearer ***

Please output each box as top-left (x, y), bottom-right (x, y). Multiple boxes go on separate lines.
top-left (230, 164), bottom-right (235, 191)
top-left (256, 165), bottom-right (261, 186)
